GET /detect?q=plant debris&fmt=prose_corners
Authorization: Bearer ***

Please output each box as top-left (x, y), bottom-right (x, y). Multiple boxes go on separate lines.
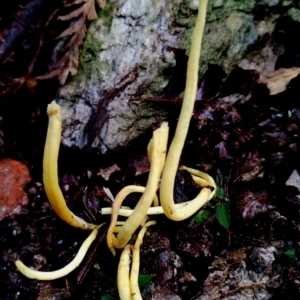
top-left (2, 4), bottom-right (300, 300)
top-left (0, 0), bottom-right (103, 96)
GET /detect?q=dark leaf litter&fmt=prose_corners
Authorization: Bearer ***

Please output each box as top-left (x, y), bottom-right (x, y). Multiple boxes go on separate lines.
top-left (2, 13), bottom-right (300, 300)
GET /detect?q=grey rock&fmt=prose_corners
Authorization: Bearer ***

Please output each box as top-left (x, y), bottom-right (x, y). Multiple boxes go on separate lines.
top-left (286, 169), bottom-right (300, 190)
top-left (56, 0), bottom-right (295, 153)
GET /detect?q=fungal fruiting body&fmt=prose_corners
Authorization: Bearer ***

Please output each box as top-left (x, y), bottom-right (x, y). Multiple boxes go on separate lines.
top-left (104, 0), bottom-right (214, 243)
top-left (43, 101), bottom-right (97, 230)
top-left (106, 185), bottom-right (159, 255)
top-left (15, 227), bottom-right (101, 280)
top-left (107, 185), bottom-right (147, 255)
top-left (101, 201), bottom-right (189, 217)
top-left (130, 220), bottom-right (156, 300)
top-left (16, 0), bottom-right (216, 294)
top-left (112, 122), bottom-right (168, 250)
top-left (117, 221), bottom-right (156, 300)
top-left (117, 244), bottom-right (132, 300)
top-left (102, 165), bottom-right (217, 219)
top-left (106, 185), bottom-right (163, 255)
top-left (160, 0), bottom-right (213, 221)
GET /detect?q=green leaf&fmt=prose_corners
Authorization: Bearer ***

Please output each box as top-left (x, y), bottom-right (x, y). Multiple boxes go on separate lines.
top-left (284, 248), bottom-right (296, 260)
top-left (100, 293), bottom-right (113, 300)
top-left (215, 186), bottom-right (225, 199)
top-left (188, 210), bottom-right (211, 228)
top-left (138, 274), bottom-right (156, 288)
top-left (215, 202), bottom-right (230, 229)
top-left (215, 172), bottom-right (231, 201)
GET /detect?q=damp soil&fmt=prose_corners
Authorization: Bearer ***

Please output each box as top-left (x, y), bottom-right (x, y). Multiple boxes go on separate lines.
top-left (1, 64), bottom-right (300, 300)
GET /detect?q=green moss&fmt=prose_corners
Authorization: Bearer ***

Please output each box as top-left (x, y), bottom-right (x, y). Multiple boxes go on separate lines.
top-left (173, 0), bottom-right (234, 76)
top-left (142, 74), bottom-right (170, 98)
top-left (173, 2), bottom-right (197, 27)
top-left (177, 12), bottom-right (233, 77)
top-left (72, 1), bottom-right (118, 83)
top-left (98, 0), bottom-right (116, 27)
top-left (138, 102), bottom-right (169, 124)
top-left (208, 0), bottom-right (255, 22)
top-left (223, 0), bottom-right (255, 12)
top-left (288, 7), bottom-right (300, 22)
top-left (173, 0), bottom-right (281, 78)
top-left (73, 32), bottom-right (111, 83)
top-left (80, 32), bottom-right (102, 67)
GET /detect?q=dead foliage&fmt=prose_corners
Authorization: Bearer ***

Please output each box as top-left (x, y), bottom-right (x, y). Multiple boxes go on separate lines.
top-left (36, 0), bottom-right (100, 84)
top-left (2, 10), bottom-right (300, 300)
top-left (0, 0), bottom-right (103, 97)
top-left (258, 68), bottom-right (300, 96)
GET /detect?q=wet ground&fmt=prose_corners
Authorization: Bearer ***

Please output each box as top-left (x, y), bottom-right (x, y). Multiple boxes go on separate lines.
top-left (1, 63), bottom-right (300, 299)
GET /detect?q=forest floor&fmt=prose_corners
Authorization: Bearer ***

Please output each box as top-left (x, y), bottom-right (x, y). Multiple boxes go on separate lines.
top-left (1, 62), bottom-right (300, 300)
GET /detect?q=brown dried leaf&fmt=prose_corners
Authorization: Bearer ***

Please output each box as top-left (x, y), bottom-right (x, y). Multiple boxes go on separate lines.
top-left (57, 18), bottom-right (85, 38)
top-left (97, 0), bottom-right (106, 9)
top-left (235, 190), bottom-right (270, 222)
top-left (258, 67), bottom-right (300, 95)
top-left (127, 154), bottom-right (150, 176)
top-left (98, 163), bottom-right (121, 181)
top-left (211, 248), bottom-right (247, 270)
top-left (200, 247), bottom-right (276, 300)
top-left (237, 151), bottom-right (263, 182)
top-left (36, 0), bottom-right (100, 84)
top-left (58, 0), bottom-right (97, 21)
top-left (37, 38), bottom-right (80, 84)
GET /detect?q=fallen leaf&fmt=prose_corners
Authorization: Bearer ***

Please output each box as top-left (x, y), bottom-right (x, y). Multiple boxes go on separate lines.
top-left (36, 0), bottom-right (101, 84)
top-left (215, 202), bottom-right (230, 229)
top-left (258, 68), bottom-right (300, 95)
top-left (235, 191), bottom-right (270, 222)
top-left (98, 163), bottom-right (121, 181)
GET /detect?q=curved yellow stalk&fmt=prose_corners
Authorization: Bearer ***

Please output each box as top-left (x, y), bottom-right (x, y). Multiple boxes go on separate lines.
top-left (180, 165), bottom-right (215, 187)
top-left (117, 244), bottom-right (133, 300)
top-left (107, 185), bottom-right (158, 255)
top-left (43, 101), bottom-right (97, 230)
top-left (107, 185), bottom-right (146, 255)
top-left (15, 226), bottom-right (102, 280)
top-left (102, 204), bottom-right (185, 216)
top-left (130, 220), bottom-right (156, 300)
top-left (113, 122), bottom-right (168, 249)
top-left (102, 166), bottom-right (216, 217)
top-left (160, 0), bottom-right (213, 221)
top-left (181, 165), bottom-right (216, 199)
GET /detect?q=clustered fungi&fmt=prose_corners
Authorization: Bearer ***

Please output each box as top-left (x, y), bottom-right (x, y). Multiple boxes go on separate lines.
top-left (15, 0), bottom-right (214, 299)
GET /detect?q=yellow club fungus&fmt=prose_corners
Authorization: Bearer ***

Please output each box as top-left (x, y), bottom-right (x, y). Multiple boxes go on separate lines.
top-left (160, 0), bottom-right (214, 221)
top-left (43, 101), bottom-right (98, 230)
top-left (106, 185), bottom-right (159, 255)
top-left (130, 220), bottom-right (156, 300)
top-left (102, 166), bottom-right (216, 218)
top-left (16, 2), bottom-right (215, 296)
top-left (112, 122), bottom-right (168, 250)
top-left (15, 226), bottom-right (103, 280)
top-left (117, 244), bottom-right (132, 300)
top-left (117, 220), bottom-right (156, 300)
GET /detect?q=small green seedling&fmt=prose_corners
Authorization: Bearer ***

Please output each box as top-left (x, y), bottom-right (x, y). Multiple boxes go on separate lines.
top-left (100, 293), bottom-right (114, 300)
top-left (138, 274), bottom-right (156, 289)
top-left (284, 248), bottom-right (296, 260)
top-left (188, 210), bottom-right (211, 228)
top-left (216, 202), bottom-right (230, 229)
